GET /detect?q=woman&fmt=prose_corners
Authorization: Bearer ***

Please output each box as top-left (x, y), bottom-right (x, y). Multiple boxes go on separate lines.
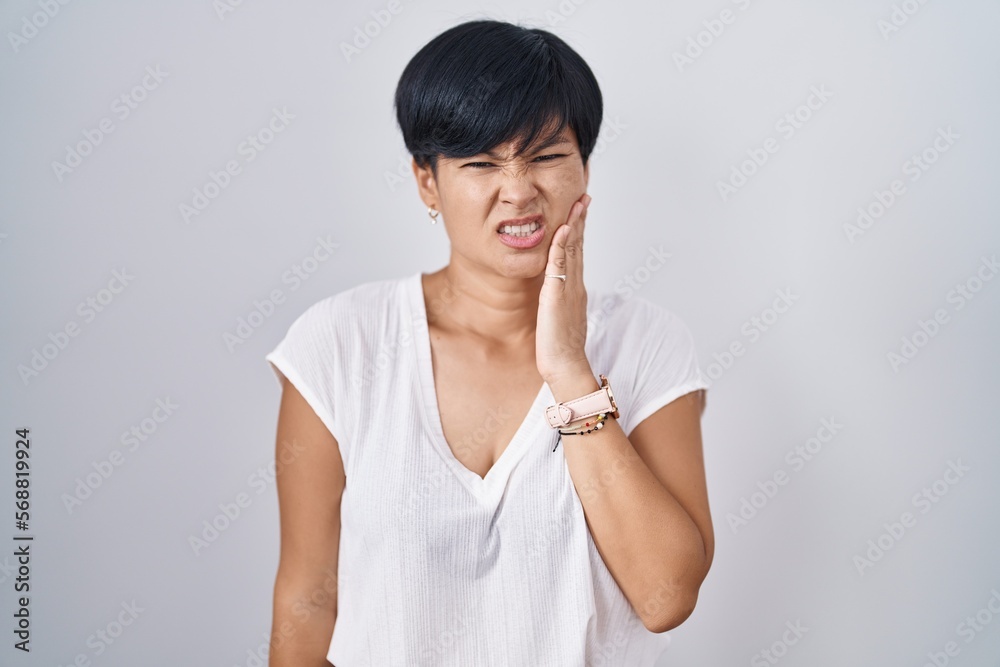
top-left (265, 19), bottom-right (714, 667)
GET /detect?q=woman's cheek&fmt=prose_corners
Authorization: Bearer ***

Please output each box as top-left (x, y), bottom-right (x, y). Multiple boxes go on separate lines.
top-left (546, 166), bottom-right (586, 196)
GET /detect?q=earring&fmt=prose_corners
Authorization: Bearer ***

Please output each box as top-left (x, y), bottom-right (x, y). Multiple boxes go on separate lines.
top-left (427, 206), bottom-right (440, 224)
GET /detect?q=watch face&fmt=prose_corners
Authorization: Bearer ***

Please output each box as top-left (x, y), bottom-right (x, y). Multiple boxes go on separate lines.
top-left (601, 375), bottom-right (620, 418)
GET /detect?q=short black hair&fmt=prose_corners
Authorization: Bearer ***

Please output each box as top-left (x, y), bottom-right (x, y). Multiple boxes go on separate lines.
top-left (394, 19), bottom-right (603, 176)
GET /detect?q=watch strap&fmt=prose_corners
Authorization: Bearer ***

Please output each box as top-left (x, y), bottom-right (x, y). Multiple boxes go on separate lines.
top-left (545, 377), bottom-right (616, 428)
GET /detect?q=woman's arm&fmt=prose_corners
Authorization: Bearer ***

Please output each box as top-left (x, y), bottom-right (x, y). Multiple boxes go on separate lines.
top-left (269, 378), bottom-right (346, 667)
top-left (552, 371), bottom-right (713, 634)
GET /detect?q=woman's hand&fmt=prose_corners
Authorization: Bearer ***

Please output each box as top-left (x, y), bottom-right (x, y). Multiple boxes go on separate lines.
top-left (536, 192), bottom-right (593, 386)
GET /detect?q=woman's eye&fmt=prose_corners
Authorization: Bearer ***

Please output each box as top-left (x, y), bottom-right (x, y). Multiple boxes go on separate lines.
top-left (464, 154), bottom-right (565, 169)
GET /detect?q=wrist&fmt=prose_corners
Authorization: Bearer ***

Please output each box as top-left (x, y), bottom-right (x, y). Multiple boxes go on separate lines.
top-left (546, 365), bottom-right (600, 405)
top-left (560, 411), bottom-right (608, 432)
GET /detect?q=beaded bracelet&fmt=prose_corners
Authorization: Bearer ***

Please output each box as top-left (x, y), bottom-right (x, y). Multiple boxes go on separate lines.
top-left (560, 412), bottom-right (608, 435)
top-left (552, 413), bottom-right (611, 452)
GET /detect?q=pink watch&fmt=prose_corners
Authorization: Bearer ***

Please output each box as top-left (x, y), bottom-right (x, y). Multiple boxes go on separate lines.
top-left (545, 374), bottom-right (620, 429)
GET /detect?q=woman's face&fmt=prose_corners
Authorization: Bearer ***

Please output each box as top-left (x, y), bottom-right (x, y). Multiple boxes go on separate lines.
top-left (414, 125), bottom-right (590, 279)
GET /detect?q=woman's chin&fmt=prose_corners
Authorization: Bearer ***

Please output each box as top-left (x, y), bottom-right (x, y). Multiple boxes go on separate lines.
top-left (496, 255), bottom-right (549, 279)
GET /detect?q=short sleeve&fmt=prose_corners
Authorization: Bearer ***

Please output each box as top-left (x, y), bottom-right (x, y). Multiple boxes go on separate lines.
top-left (264, 298), bottom-right (346, 449)
top-left (615, 299), bottom-right (710, 436)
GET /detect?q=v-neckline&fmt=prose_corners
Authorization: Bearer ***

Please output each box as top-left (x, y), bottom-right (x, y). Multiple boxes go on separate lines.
top-left (406, 271), bottom-right (551, 504)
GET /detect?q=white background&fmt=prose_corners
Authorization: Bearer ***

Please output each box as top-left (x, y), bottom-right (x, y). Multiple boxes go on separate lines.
top-left (2, 0), bottom-right (999, 665)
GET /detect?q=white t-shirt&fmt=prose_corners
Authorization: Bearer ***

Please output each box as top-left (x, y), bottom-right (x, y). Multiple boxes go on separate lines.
top-left (265, 271), bottom-right (710, 667)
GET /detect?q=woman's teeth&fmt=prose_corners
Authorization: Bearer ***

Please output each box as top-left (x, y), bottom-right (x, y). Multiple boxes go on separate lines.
top-left (499, 221), bottom-right (541, 236)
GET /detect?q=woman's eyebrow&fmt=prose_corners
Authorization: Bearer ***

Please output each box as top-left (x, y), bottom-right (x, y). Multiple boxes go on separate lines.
top-left (483, 137), bottom-right (572, 159)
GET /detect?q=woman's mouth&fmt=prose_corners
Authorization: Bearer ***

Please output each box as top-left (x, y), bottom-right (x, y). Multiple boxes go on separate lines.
top-left (496, 217), bottom-right (545, 249)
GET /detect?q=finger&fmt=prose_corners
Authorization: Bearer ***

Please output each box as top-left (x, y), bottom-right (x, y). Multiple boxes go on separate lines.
top-left (545, 198), bottom-right (587, 285)
top-left (564, 199), bottom-right (586, 281)
top-left (576, 194), bottom-right (589, 242)
top-left (545, 211), bottom-right (576, 288)
top-left (571, 205), bottom-right (585, 283)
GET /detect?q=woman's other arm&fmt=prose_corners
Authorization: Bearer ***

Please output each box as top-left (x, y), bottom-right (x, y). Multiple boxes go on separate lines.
top-left (269, 378), bottom-right (346, 667)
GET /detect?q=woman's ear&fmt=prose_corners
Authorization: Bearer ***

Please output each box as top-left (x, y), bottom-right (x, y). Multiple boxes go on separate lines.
top-left (412, 157), bottom-right (439, 208)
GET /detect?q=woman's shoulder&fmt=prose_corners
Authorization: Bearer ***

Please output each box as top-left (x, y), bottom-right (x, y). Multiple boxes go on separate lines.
top-left (290, 274), bottom-right (410, 328)
top-left (587, 287), bottom-right (691, 345)
top-left (586, 286), bottom-right (709, 434)
top-left (269, 274), bottom-right (412, 380)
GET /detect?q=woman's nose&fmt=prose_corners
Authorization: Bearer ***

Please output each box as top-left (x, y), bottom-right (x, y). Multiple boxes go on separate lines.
top-left (497, 167), bottom-right (540, 205)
